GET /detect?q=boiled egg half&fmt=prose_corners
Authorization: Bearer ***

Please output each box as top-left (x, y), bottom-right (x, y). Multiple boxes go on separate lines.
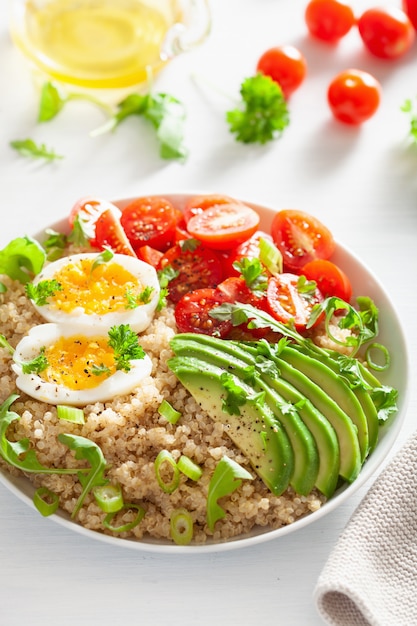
top-left (28, 253), bottom-right (160, 332)
top-left (12, 323), bottom-right (152, 406)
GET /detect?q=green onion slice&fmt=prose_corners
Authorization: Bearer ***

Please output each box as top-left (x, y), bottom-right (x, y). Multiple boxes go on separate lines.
top-left (93, 483), bottom-right (124, 513)
top-left (158, 399), bottom-right (181, 424)
top-left (33, 486), bottom-right (59, 517)
top-left (177, 455), bottom-right (203, 481)
top-left (154, 449), bottom-right (180, 493)
top-left (57, 405), bottom-right (85, 424)
top-left (103, 503), bottom-right (146, 533)
top-left (259, 237), bottom-right (283, 275)
top-left (366, 342), bottom-right (390, 372)
top-left (170, 508), bottom-right (194, 546)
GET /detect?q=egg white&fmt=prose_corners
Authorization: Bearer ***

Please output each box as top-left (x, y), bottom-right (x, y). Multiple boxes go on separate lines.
top-left (30, 253), bottom-right (160, 332)
top-left (12, 323), bottom-right (153, 406)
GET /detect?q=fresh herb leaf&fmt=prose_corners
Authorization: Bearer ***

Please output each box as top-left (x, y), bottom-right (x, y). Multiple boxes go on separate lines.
top-left (0, 334), bottom-right (14, 355)
top-left (38, 82), bottom-right (67, 122)
top-left (371, 386), bottom-right (399, 423)
top-left (21, 347), bottom-right (49, 374)
top-left (401, 97), bottom-right (417, 143)
top-left (220, 372), bottom-right (248, 415)
top-left (180, 238), bottom-right (201, 252)
top-left (206, 456), bottom-right (253, 531)
top-left (157, 265), bottom-right (179, 310)
top-left (125, 286), bottom-right (155, 308)
top-left (25, 278), bottom-right (62, 305)
top-left (10, 138), bottom-right (63, 161)
top-left (226, 74), bottom-right (290, 144)
top-left (43, 229), bottom-right (68, 261)
top-left (91, 363), bottom-right (111, 376)
top-left (233, 257), bottom-right (268, 294)
top-left (107, 324), bottom-right (146, 371)
top-left (91, 248), bottom-right (114, 273)
top-left (0, 236), bottom-right (46, 284)
top-left (68, 214), bottom-right (92, 247)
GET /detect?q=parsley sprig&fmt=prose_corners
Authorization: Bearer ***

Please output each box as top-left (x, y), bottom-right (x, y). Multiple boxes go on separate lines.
top-left (107, 324), bottom-right (146, 371)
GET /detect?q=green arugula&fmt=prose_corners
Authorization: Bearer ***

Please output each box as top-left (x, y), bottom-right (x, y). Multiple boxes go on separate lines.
top-left (25, 278), bottom-right (62, 306)
top-left (107, 324), bottom-right (146, 371)
top-left (10, 138), bottom-right (63, 161)
top-left (206, 456), bottom-right (253, 531)
top-left (227, 74), bottom-right (290, 144)
top-left (0, 236), bottom-right (46, 284)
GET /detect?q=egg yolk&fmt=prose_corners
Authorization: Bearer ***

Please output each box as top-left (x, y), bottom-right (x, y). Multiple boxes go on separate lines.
top-left (47, 258), bottom-right (146, 314)
top-left (41, 334), bottom-right (116, 390)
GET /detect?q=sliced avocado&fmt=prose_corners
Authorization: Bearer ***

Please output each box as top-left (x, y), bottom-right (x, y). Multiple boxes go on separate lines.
top-left (170, 336), bottom-right (319, 496)
top-left (171, 333), bottom-right (340, 497)
top-left (280, 346), bottom-right (369, 462)
top-left (167, 355), bottom-right (294, 496)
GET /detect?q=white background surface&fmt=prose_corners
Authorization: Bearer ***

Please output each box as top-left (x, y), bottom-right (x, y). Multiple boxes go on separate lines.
top-left (0, 1), bottom-right (416, 624)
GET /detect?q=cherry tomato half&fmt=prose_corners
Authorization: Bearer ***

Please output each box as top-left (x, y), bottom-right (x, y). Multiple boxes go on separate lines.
top-left (69, 196), bottom-right (121, 246)
top-left (159, 242), bottom-right (224, 303)
top-left (305, 0), bottom-right (356, 43)
top-left (302, 259), bottom-right (352, 302)
top-left (120, 196), bottom-right (178, 253)
top-left (174, 288), bottom-right (233, 337)
top-left (266, 273), bottom-right (323, 330)
top-left (186, 203), bottom-right (260, 251)
top-left (403, 0), bottom-right (417, 30)
top-left (256, 45), bottom-right (307, 99)
top-left (94, 209), bottom-right (136, 257)
top-left (327, 69), bottom-right (381, 125)
top-left (358, 7), bottom-right (415, 59)
top-left (222, 230), bottom-right (273, 277)
top-left (271, 209), bottom-right (335, 272)
top-left (182, 194), bottom-right (240, 224)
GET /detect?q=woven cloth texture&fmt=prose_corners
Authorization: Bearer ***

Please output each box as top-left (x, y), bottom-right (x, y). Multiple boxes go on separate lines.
top-left (314, 431), bottom-right (417, 626)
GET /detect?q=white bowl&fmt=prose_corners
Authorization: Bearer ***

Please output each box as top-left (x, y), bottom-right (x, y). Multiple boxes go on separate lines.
top-left (0, 194), bottom-right (409, 553)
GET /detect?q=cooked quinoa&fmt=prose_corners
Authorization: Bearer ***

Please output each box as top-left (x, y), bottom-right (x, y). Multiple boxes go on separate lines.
top-left (0, 272), bottom-right (329, 545)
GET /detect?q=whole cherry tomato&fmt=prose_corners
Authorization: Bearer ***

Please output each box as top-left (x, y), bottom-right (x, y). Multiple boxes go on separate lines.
top-left (403, 0), bottom-right (417, 30)
top-left (358, 7), bottom-right (415, 59)
top-left (305, 0), bottom-right (356, 43)
top-left (327, 69), bottom-right (381, 125)
top-left (256, 45), bottom-right (307, 99)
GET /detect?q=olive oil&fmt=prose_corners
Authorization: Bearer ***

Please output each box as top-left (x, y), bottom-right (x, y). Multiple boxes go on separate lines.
top-left (11, 0), bottom-right (174, 89)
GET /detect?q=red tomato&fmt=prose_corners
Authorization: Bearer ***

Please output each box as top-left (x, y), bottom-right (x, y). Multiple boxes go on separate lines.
top-left (174, 288), bottom-right (233, 337)
top-left (266, 274), bottom-right (323, 330)
top-left (256, 45), bottom-right (307, 99)
top-left (68, 196), bottom-right (121, 245)
top-left (327, 69), bottom-right (381, 125)
top-left (403, 0), bottom-right (417, 30)
top-left (95, 209), bottom-right (136, 256)
top-left (271, 209), bottom-right (335, 272)
top-left (186, 203), bottom-right (260, 251)
top-left (120, 196), bottom-right (178, 252)
top-left (136, 245), bottom-right (164, 267)
top-left (182, 194), bottom-right (240, 224)
top-left (216, 276), bottom-right (269, 339)
top-left (358, 7), bottom-right (415, 59)
top-left (305, 0), bottom-right (356, 43)
top-left (159, 242), bottom-right (224, 303)
top-left (222, 230), bottom-right (273, 277)
top-left (302, 259), bottom-right (353, 302)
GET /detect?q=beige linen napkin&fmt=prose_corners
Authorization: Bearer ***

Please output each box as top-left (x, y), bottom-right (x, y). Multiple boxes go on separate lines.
top-left (314, 431), bottom-right (417, 626)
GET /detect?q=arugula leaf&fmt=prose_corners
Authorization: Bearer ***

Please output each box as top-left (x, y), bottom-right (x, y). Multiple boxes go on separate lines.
top-left (10, 138), bottom-right (63, 161)
top-left (206, 456), bottom-right (253, 531)
top-left (57, 433), bottom-right (108, 518)
top-left (25, 278), bottom-right (62, 305)
top-left (226, 74), bottom-right (290, 144)
top-left (0, 236), bottom-right (46, 284)
top-left (107, 324), bottom-right (146, 371)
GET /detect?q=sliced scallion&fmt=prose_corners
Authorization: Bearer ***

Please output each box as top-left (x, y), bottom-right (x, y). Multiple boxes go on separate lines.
top-left (259, 237), bottom-right (283, 275)
top-left (154, 449), bottom-right (180, 493)
top-left (103, 503), bottom-right (146, 533)
top-left (57, 405), bottom-right (85, 424)
top-left (93, 483), bottom-right (124, 513)
top-left (366, 342), bottom-right (390, 372)
top-left (177, 455), bottom-right (203, 481)
top-left (158, 399), bottom-right (181, 424)
top-left (170, 508), bottom-right (194, 545)
top-left (33, 486), bottom-right (59, 517)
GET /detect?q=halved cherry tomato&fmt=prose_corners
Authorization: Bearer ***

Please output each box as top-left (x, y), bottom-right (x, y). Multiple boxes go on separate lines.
top-left (266, 273), bottom-right (323, 330)
top-left (174, 288), bottom-right (233, 337)
top-left (222, 230), bottom-right (273, 277)
top-left (216, 276), bottom-right (269, 339)
top-left (182, 194), bottom-right (240, 224)
top-left (256, 45), bottom-right (307, 99)
top-left (159, 242), bottom-right (224, 303)
top-left (68, 196), bottom-right (121, 246)
top-left (302, 259), bottom-right (353, 302)
top-left (403, 0), bottom-right (417, 30)
top-left (358, 7), bottom-right (415, 59)
top-left (136, 245), bottom-right (164, 268)
top-left (305, 0), bottom-right (356, 43)
top-left (271, 209), bottom-right (335, 272)
top-left (120, 196), bottom-right (178, 253)
top-left (95, 209), bottom-right (136, 257)
top-left (186, 203), bottom-right (260, 251)
top-left (327, 69), bottom-right (381, 125)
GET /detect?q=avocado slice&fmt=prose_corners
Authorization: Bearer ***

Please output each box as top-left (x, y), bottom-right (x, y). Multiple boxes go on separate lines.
top-left (170, 336), bottom-right (319, 496)
top-left (168, 355), bottom-right (294, 496)
top-left (280, 346), bottom-right (369, 461)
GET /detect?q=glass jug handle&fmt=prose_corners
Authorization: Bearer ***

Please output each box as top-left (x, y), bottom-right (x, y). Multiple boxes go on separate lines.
top-left (161, 0), bottom-right (211, 59)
